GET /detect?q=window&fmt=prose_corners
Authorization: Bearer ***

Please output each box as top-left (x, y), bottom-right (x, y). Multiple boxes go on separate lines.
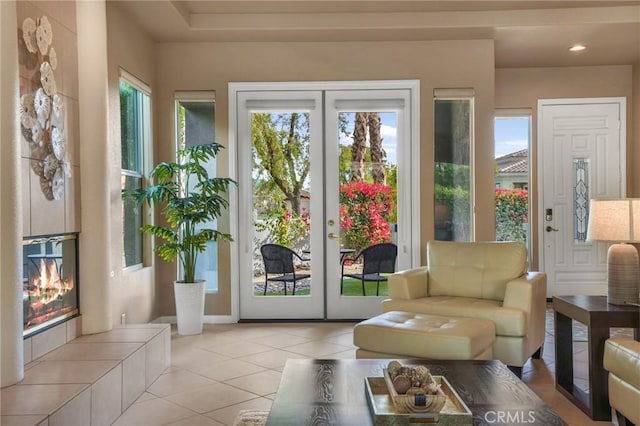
top-left (120, 71), bottom-right (151, 269)
top-left (175, 92), bottom-right (218, 292)
top-left (434, 90), bottom-right (474, 241)
top-left (494, 112), bottom-right (531, 257)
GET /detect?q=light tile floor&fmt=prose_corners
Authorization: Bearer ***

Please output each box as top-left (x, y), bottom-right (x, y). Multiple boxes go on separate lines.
top-left (113, 310), bottom-right (630, 426)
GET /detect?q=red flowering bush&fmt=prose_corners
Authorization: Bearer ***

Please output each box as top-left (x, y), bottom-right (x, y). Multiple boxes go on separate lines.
top-left (339, 182), bottom-right (394, 252)
top-left (495, 188), bottom-right (528, 242)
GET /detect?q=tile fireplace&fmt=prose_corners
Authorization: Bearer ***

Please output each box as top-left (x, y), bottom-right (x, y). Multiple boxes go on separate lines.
top-left (22, 233), bottom-right (79, 338)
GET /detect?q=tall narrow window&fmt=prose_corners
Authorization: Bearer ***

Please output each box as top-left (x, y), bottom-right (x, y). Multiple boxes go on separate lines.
top-left (175, 92), bottom-right (218, 292)
top-left (434, 90), bottom-right (474, 241)
top-left (494, 112), bottom-right (531, 255)
top-left (120, 72), bottom-right (151, 268)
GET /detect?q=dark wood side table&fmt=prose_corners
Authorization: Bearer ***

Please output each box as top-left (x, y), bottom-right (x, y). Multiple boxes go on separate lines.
top-left (553, 295), bottom-right (640, 421)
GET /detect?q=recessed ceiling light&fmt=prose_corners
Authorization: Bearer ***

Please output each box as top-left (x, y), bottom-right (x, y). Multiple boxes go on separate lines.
top-left (569, 44), bottom-right (587, 52)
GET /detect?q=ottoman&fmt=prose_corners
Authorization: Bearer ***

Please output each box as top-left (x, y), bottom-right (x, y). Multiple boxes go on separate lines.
top-left (354, 311), bottom-right (495, 360)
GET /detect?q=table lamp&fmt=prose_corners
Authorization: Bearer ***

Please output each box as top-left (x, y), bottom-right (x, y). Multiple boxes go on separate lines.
top-left (586, 198), bottom-right (640, 305)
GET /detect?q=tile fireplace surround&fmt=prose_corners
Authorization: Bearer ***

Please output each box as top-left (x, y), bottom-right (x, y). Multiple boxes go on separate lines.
top-left (1, 318), bottom-right (170, 425)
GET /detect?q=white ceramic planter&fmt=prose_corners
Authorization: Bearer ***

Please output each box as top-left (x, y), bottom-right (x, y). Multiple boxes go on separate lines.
top-left (173, 280), bottom-right (205, 335)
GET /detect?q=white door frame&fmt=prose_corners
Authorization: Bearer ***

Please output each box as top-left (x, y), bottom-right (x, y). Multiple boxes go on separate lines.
top-left (537, 97), bottom-right (626, 296)
top-left (228, 80), bottom-right (420, 321)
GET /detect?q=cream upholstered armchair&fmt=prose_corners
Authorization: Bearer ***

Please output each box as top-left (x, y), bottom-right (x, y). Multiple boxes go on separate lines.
top-left (382, 240), bottom-right (547, 374)
top-left (604, 338), bottom-right (640, 426)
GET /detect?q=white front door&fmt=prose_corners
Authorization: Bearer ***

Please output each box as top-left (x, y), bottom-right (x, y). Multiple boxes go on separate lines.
top-left (231, 81), bottom-right (419, 320)
top-left (538, 98), bottom-right (626, 297)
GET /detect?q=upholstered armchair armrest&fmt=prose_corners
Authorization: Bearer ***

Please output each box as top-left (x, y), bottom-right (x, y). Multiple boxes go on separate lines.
top-left (388, 267), bottom-right (429, 300)
top-left (503, 272), bottom-right (547, 345)
top-left (503, 272), bottom-right (546, 310)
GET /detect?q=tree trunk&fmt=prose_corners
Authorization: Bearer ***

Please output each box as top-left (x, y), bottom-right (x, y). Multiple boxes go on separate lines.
top-left (289, 194), bottom-right (300, 215)
top-left (368, 112), bottom-right (385, 184)
top-left (351, 112), bottom-right (367, 182)
top-left (285, 113), bottom-right (301, 214)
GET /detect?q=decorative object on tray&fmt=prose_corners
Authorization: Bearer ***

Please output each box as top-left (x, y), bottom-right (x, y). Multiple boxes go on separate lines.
top-left (365, 361), bottom-right (473, 425)
top-left (384, 360), bottom-right (446, 413)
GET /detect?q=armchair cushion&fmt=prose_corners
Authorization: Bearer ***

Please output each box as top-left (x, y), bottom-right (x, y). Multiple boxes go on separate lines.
top-left (382, 296), bottom-right (526, 336)
top-left (427, 240), bottom-right (527, 301)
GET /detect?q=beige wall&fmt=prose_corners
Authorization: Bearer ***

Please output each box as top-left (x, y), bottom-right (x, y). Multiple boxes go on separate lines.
top-left (155, 40), bottom-right (496, 316)
top-left (106, 2), bottom-right (157, 325)
top-left (495, 65), bottom-right (635, 269)
top-left (633, 63), bottom-right (640, 197)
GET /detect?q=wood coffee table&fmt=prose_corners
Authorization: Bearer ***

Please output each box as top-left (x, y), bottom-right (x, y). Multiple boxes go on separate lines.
top-left (267, 359), bottom-right (566, 425)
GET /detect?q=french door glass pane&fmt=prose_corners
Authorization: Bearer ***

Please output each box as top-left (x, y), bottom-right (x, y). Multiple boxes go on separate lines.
top-left (252, 112), bottom-right (312, 296)
top-left (434, 99), bottom-right (472, 241)
top-left (338, 111), bottom-right (397, 297)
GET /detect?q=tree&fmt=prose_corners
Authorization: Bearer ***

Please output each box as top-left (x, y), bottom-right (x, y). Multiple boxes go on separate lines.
top-left (252, 112), bottom-right (309, 215)
top-left (351, 112), bottom-right (367, 182)
top-left (349, 112), bottom-right (385, 184)
top-left (368, 112), bottom-right (385, 184)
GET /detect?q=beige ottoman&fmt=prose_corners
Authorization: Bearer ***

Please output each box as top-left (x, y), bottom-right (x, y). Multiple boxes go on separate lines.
top-left (354, 311), bottom-right (495, 360)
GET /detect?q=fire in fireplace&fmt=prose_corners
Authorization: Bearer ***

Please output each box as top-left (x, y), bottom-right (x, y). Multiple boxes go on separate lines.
top-left (23, 233), bottom-right (78, 337)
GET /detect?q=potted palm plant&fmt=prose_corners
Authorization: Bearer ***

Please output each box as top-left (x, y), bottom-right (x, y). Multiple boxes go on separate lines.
top-left (129, 142), bottom-right (234, 335)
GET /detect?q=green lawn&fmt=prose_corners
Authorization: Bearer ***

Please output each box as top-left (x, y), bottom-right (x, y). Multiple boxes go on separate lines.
top-left (256, 278), bottom-right (388, 297)
top-left (341, 279), bottom-right (389, 296)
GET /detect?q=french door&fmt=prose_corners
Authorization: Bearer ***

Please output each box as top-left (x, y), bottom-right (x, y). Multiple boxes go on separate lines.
top-left (231, 81), bottom-right (419, 320)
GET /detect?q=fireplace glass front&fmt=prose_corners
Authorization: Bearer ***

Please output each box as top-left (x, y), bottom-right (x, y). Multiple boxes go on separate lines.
top-left (23, 233), bottom-right (78, 337)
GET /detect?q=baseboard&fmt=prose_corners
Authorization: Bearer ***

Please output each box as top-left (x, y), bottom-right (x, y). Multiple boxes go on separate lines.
top-left (153, 315), bottom-right (236, 324)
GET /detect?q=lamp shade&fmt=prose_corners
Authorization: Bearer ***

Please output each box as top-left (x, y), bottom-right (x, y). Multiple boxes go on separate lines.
top-left (586, 199), bottom-right (640, 242)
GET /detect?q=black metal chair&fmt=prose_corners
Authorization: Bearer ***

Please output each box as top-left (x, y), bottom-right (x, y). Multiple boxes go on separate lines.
top-left (260, 243), bottom-right (311, 295)
top-left (341, 242), bottom-right (397, 296)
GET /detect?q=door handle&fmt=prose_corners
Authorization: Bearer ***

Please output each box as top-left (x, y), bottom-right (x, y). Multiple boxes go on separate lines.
top-left (328, 233), bottom-right (339, 239)
top-left (546, 226), bottom-right (559, 232)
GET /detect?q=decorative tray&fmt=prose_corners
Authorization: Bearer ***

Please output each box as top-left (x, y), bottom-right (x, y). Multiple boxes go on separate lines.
top-left (365, 374), bottom-right (472, 425)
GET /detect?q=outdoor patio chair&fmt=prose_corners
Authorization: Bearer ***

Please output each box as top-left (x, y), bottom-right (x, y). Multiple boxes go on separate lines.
top-left (260, 243), bottom-right (311, 296)
top-left (341, 242), bottom-right (397, 296)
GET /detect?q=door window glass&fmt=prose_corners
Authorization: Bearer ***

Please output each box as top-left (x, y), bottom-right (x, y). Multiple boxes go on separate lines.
top-left (252, 112), bottom-right (312, 296)
top-left (338, 112), bottom-right (397, 296)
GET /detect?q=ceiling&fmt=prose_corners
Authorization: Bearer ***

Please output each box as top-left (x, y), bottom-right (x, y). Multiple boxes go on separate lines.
top-left (112, 0), bottom-right (640, 68)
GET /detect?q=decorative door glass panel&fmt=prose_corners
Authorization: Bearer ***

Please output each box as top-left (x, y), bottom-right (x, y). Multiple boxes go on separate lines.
top-left (573, 158), bottom-right (590, 243)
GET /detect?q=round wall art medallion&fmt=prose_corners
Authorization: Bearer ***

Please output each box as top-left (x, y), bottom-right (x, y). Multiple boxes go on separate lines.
top-left (19, 15), bottom-right (71, 201)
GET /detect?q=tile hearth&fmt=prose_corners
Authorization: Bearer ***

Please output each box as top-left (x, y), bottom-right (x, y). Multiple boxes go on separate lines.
top-left (1, 323), bottom-right (170, 426)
